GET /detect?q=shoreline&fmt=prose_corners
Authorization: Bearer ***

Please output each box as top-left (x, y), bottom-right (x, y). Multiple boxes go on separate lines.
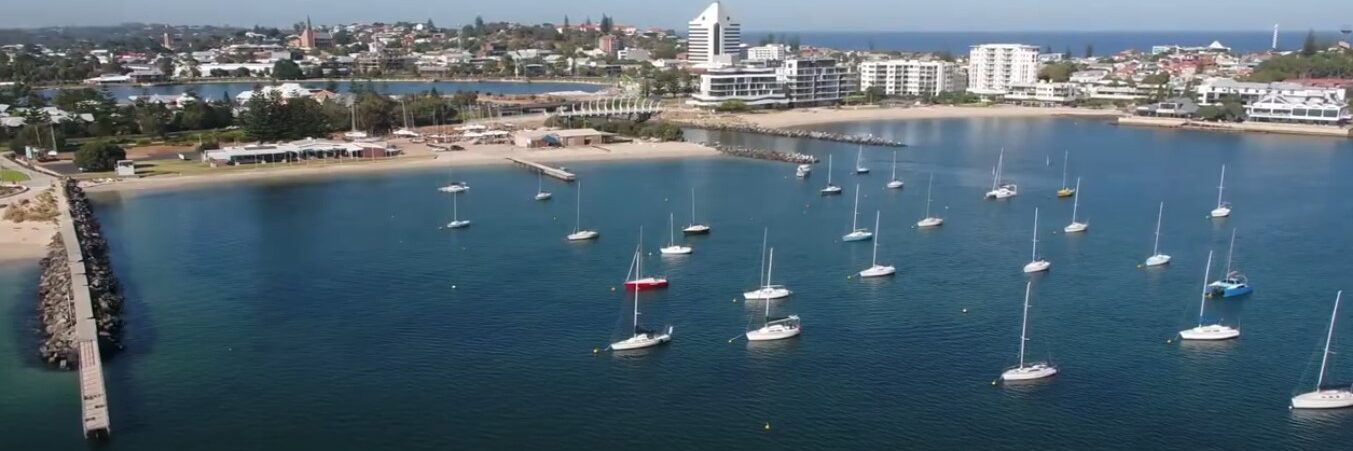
top-left (724, 105), bottom-right (1124, 129)
top-left (1116, 116), bottom-right (1352, 139)
top-left (38, 77), bottom-right (617, 90)
top-left (84, 141), bottom-right (721, 195)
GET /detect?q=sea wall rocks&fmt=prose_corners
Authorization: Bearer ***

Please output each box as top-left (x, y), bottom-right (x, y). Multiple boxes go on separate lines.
top-left (702, 142), bottom-right (817, 164)
top-left (37, 234), bottom-right (77, 368)
top-left (61, 179), bottom-right (125, 352)
top-left (694, 123), bottom-right (908, 147)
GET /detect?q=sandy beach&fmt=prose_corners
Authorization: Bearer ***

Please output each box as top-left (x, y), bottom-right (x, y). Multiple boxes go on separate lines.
top-left (0, 217), bottom-right (55, 264)
top-left (719, 105), bottom-right (1123, 129)
top-left (85, 141), bottom-right (721, 194)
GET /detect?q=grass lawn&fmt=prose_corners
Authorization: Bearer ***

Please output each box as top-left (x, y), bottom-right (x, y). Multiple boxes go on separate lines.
top-left (1, 168), bottom-right (30, 183)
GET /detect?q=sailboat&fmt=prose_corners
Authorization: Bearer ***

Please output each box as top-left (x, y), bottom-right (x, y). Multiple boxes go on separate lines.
top-left (854, 146), bottom-right (870, 174)
top-left (1179, 250), bottom-right (1241, 340)
top-left (566, 181), bottom-right (599, 241)
top-left (1207, 228), bottom-right (1252, 298)
top-left (1291, 290), bottom-right (1353, 409)
top-left (744, 229), bottom-right (792, 300)
top-left (682, 187), bottom-right (710, 234)
top-left (1210, 164), bottom-right (1232, 218)
top-left (886, 150), bottom-right (904, 189)
top-left (1056, 149), bottom-right (1075, 198)
top-left (609, 248), bottom-right (674, 351)
top-left (624, 229), bottom-right (668, 290)
top-left (842, 185), bottom-right (873, 242)
top-left (984, 148), bottom-right (1017, 199)
top-left (745, 257), bottom-right (802, 341)
top-left (1022, 208), bottom-right (1050, 273)
top-left (446, 191), bottom-right (471, 229)
top-left (534, 172), bottom-right (552, 200)
top-left (343, 101), bottom-right (368, 140)
top-left (392, 99), bottom-right (419, 137)
top-left (917, 173), bottom-right (944, 228)
top-left (821, 155), bottom-right (843, 195)
top-left (1000, 281), bottom-right (1058, 382)
top-left (438, 167), bottom-right (470, 193)
top-left (858, 211), bottom-right (895, 277)
top-left (1063, 177), bottom-right (1088, 233)
top-left (660, 213), bottom-right (693, 255)
top-left (1144, 202), bottom-right (1172, 266)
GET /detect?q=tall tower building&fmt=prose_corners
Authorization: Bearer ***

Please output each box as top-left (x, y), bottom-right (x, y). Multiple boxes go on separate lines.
top-left (687, 2), bottom-right (741, 67)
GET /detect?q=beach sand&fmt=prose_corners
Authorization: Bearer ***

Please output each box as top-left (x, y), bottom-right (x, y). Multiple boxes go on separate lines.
top-left (0, 217), bottom-right (56, 264)
top-left (723, 105), bottom-right (1123, 129)
top-left (85, 141), bottom-right (721, 194)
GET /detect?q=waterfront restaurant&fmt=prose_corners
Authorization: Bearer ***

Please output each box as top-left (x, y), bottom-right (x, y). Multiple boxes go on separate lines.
top-left (1244, 92), bottom-right (1352, 125)
top-left (203, 139), bottom-right (397, 165)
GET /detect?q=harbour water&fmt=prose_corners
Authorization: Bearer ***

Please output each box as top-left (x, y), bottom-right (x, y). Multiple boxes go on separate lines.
top-left (4, 117), bottom-right (1353, 449)
top-left (43, 80), bottom-right (606, 103)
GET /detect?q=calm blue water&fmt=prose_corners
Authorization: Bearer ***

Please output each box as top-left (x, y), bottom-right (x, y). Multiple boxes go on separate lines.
top-left (745, 30), bottom-right (1350, 54)
top-left (5, 117), bottom-right (1353, 449)
top-left (45, 80), bottom-right (605, 103)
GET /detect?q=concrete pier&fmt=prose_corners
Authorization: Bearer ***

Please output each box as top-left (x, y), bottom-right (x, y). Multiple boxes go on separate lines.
top-left (56, 187), bottom-right (111, 439)
top-left (505, 157), bottom-right (577, 181)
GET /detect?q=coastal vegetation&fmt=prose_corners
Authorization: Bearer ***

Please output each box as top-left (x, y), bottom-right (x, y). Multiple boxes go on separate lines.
top-left (544, 115), bottom-right (683, 141)
top-left (1248, 51), bottom-right (1353, 82)
top-left (74, 140), bottom-right (126, 172)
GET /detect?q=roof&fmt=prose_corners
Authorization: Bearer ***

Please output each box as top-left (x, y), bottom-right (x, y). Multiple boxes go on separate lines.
top-left (550, 128), bottom-right (613, 138)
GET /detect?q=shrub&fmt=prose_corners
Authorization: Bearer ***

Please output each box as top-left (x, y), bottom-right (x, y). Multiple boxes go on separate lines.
top-left (74, 141), bottom-right (126, 172)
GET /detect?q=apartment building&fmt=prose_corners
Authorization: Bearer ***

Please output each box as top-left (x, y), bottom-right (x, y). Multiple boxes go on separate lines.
top-left (967, 44), bottom-right (1040, 96)
top-left (858, 59), bottom-right (964, 97)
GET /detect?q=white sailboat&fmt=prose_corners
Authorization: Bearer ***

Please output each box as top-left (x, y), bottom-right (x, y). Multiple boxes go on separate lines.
top-left (609, 248), bottom-right (674, 351)
top-left (842, 185), bottom-right (873, 242)
top-left (1291, 290), bottom-right (1353, 409)
top-left (886, 150), bottom-right (904, 189)
top-left (343, 101), bottom-right (368, 140)
top-left (858, 211), bottom-right (895, 277)
top-left (1056, 149), bottom-right (1075, 198)
top-left (682, 187), bottom-right (711, 234)
top-left (746, 265), bottom-right (802, 341)
top-left (438, 167), bottom-right (469, 193)
top-left (1022, 208), bottom-right (1050, 273)
top-left (446, 191), bottom-right (471, 229)
top-left (660, 213), bottom-right (693, 255)
top-left (744, 229), bottom-right (791, 300)
top-left (1210, 164), bottom-right (1232, 218)
top-left (1000, 281), bottom-right (1058, 382)
top-left (1063, 177), bottom-right (1088, 233)
top-left (854, 145), bottom-right (870, 174)
top-left (985, 148), bottom-right (1017, 199)
top-left (566, 181), bottom-right (599, 241)
top-left (1145, 202), bottom-right (1171, 266)
top-left (917, 173), bottom-right (944, 228)
top-left (821, 155), bottom-right (842, 195)
top-left (1179, 250), bottom-right (1241, 340)
top-left (534, 172), bottom-right (552, 200)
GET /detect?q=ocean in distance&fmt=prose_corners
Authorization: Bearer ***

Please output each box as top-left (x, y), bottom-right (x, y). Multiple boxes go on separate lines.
top-left (746, 30), bottom-right (1350, 54)
top-left (4, 116), bottom-right (1353, 449)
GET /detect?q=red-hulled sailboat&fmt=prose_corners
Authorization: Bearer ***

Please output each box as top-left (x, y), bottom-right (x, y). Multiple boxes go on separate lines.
top-left (624, 229), bottom-right (668, 290)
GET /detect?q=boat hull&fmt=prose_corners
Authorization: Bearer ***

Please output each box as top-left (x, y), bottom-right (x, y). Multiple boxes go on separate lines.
top-left (439, 185), bottom-right (469, 193)
top-left (916, 217), bottom-right (944, 228)
top-left (1291, 390), bottom-right (1353, 409)
top-left (1145, 254), bottom-right (1172, 266)
top-left (610, 327), bottom-right (673, 351)
top-left (535, 192), bottom-right (552, 201)
top-left (842, 231), bottom-right (873, 242)
top-left (985, 188), bottom-right (1017, 199)
top-left (859, 265), bottom-right (896, 278)
top-left (682, 225), bottom-right (711, 235)
top-left (1001, 363), bottom-right (1058, 381)
top-left (660, 245), bottom-right (692, 255)
top-left (447, 220), bottom-right (471, 229)
top-left (1179, 325), bottom-right (1240, 340)
top-left (886, 180), bottom-right (904, 189)
top-left (743, 287), bottom-right (792, 300)
top-left (1210, 207), bottom-right (1231, 218)
top-left (1023, 260), bottom-right (1051, 273)
top-left (1208, 282), bottom-right (1253, 298)
top-left (1064, 222), bottom-right (1088, 233)
top-left (1057, 188), bottom-right (1075, 198)
top-left (747, 326), bottom-right (801, 341)
top-left (821, 186), bottom-right (843, 195)
top-left (567, 230), bottom-right (599, 241)
top-left (624, 277), bottom-right (669, 290)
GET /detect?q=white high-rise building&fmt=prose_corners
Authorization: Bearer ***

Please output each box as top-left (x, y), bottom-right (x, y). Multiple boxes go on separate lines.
top-left (687, 1), bottom-right (742, 67)
top-left (687, 67), bottom-right (788, 108)
top-left (967, 44), bottom-right (1040, 96)
top-left (746, 44), bottom-right (788, 62)
top-left (859, 60), bottom-right (964, 97)
top-left (778, 58), bottom-right (856, 107)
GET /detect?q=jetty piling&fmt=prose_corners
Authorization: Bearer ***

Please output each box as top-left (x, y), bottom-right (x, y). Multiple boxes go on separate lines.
top-left (505, 157), bottom-right (577, 181)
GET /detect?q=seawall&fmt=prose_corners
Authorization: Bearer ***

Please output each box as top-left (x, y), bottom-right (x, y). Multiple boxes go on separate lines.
top-left (1117, 116), bottom-right (1353, 138)
top-left (35, 180), bottom-right (125, 367)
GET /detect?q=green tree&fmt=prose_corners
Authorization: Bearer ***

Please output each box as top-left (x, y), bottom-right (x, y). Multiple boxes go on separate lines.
top-left (1302, 30), bottom-right (1318, 56)
top-left (863, 86), bottom-right (887, 103)
top-left (715, 99), bottom-right (749, 112)
top-left (600, 15), bottom-right (613, 34)
top-left (1141, 72), bottom-right (1171, 85)
top-left (1084, 44), bottom-right (1094, 58)
top-left (272, 60), bottom-right (304, 79)
top-left (1038, 62), bottom-right (1077, 82)
top-left (74, 140), bottom-right (125, 172)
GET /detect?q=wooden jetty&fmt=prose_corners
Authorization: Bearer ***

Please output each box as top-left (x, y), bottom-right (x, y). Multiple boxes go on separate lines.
top-left (56, 188), bottom-right (111, 439)
top-left (505, 157), bottom-right (576, 181)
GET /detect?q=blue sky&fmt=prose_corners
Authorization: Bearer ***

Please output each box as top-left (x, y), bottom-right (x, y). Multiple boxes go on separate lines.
top-left (2, 0), bottom-right (1350, 31)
